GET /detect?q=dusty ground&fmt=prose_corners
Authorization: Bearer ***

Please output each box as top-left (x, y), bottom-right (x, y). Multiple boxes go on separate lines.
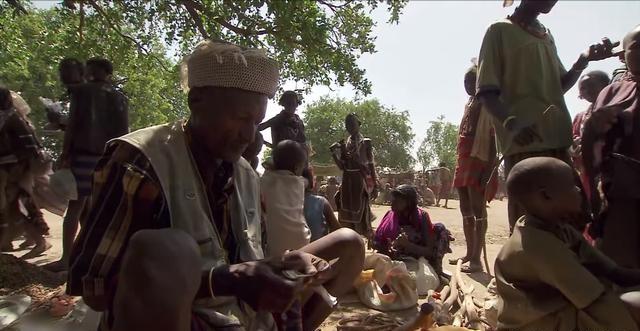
top-left (4, 199), bottom-right (511, 330)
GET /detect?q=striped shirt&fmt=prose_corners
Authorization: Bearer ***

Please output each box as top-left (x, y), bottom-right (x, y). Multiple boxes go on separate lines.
top-left (67, 133), bottom-right (234, 330)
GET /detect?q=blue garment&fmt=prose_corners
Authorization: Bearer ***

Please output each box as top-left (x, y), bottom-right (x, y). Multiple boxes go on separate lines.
top-left (304, 193), bottom-right (327, 241)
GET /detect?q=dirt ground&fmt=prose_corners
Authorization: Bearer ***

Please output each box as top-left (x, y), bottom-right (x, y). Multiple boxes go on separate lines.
top-left (5, 199), bottom-right (511, 330)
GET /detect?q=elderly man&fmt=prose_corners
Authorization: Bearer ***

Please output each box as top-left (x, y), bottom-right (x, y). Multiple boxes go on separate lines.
top-left (68, 41), bottom-right (364, 331)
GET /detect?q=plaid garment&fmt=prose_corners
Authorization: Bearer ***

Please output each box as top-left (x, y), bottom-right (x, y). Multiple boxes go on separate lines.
top-left (67, 136), bottom-right (235, 331)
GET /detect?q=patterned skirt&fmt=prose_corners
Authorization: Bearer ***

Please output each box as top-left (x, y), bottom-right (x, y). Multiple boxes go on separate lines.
top-left (70, 153), bottom-right (102, 197)
top-left (453, 135), bottom-right (498, 201)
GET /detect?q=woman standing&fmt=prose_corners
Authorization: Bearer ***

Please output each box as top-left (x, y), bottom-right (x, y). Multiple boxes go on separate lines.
top-left (451, 64), bottom-right (497, 273)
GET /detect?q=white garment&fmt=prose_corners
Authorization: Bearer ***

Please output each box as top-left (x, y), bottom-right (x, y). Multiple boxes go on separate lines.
top-left (261, 169), bottom-right (310, 257)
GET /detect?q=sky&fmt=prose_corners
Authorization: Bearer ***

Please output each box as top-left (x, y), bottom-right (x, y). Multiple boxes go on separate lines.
top-left (33, 0), bottom-right (640, 161)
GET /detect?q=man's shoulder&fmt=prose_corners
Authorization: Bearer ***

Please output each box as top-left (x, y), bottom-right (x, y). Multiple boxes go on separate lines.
top-left (485, 18), bottom-right (515, 33)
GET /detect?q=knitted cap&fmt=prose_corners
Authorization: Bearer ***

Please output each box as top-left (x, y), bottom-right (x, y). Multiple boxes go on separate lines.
top-left (181, 40), bottom-right (280, 98)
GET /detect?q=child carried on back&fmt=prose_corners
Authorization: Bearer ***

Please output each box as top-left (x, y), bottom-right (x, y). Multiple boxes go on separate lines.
top-left (261, 140), bottom-right (310, 258)
top-left (495, 157), bottom-right (640, 331)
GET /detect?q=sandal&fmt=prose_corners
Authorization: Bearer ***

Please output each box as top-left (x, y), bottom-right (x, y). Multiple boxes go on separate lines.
top-left (448, 256), bottom-right (469, 265)
top-left (460, 264), bottom-right (483, 274)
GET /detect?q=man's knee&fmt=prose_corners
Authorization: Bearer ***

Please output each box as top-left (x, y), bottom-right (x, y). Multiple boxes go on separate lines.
top-left (123, 229), bottom-right (201, 292)
top-left (332, 228), bottom-right (365, 259)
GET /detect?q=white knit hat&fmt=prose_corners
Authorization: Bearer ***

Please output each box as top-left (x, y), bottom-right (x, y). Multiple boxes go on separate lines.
top-left (181, 40), bottom-right (280, 98)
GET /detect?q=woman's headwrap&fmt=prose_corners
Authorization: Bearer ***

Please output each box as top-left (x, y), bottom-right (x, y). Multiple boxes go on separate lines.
top-left (180, 40), bottom-right (280, 98)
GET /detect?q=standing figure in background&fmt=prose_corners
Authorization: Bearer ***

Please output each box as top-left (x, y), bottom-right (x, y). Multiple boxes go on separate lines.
top-left (258, 90), bottom-right (306, 146)
top-left (0, 87), bottom-right (51, 258)
top-left (451, 64), bottom-right (497, 273)
top-left (45, 58), bottom-right (129, 272)
top-left (331, 113), bottom-right (378, 244)
top-left (477, 0), bottom-right (618, 231)
top-left (320, 176), bottom-right (340, 211)
top-left (582, 25), bottom-right (640, 268)
top-left (571, 71), bottom-right (610, 200)
top-left (426, 163), bottom-right (452, 208)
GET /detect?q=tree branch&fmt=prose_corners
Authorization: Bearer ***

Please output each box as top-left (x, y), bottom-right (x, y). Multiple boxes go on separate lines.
top-left (5, 0), bottom-right (28, 15)
top-left (179, 0), bottom-right (209, 39)
top-left (86, 0), bottom-right (169, 71)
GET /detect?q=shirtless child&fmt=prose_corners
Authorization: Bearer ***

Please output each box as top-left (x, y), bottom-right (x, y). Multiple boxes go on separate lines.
top-left (495, 157), bottom-right (640, 331)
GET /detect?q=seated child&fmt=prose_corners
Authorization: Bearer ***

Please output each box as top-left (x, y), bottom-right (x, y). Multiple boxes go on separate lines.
top-left (261, 140), bottom-right (310, 257)
top-left (496, 157), bottom-right (640, 331)
top-left (302, 167), bottom-right (341, 242)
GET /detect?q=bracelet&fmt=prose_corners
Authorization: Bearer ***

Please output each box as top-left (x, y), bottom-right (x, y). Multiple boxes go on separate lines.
top-left (502, 116), bottom-right (517, 128)
top-left (208, 266), bottom-right (216, 300)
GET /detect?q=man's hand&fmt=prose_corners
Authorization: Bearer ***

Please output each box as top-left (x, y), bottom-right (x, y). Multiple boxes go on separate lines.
top-left (581, 38), bottom-right (620, 63)
top-left (213, 251), bottom-right (331, 313)
top-left (214, 260), bottom-right (301, 313)
top-left (504, 118), bottom-right (542, 147)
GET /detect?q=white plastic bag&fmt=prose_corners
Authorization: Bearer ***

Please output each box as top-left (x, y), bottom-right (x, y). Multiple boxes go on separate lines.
top-left (355, 253), bottom-right (418, 312)
top-left (416, 257), bottom-right (440, 296)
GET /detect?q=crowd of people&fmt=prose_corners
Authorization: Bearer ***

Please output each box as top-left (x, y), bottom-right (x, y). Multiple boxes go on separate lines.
top-left (0, 0), bottom-right (639, 330)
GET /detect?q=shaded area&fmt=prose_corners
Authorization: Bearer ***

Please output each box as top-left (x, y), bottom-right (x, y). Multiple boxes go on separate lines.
top-left (0, 254), bottom-right (66, 306)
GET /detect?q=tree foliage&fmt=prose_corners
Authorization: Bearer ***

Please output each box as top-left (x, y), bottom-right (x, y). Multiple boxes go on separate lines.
top-left (3, 0), bottom-right (407, 95)
top-left (417, 115), bottom-right (458, 170)
top-left (304, 97), bottom-right (415, 171)
top-left (0, 5), bottom-right (187, 156)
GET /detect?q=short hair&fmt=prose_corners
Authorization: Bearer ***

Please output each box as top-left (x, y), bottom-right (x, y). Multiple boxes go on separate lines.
top-left (86, 57), bottom-right (113, 75)
top-left (279, 90), bottom-right (302, 106)
top-left (345, 113), bottom-right (361, 125)
top-left (59, 58), bottom-right (84, 74)
top-left (273, 140), bottom-right (307, 173)
top-left (506, 157), bottom-right (572, 204)
top-left (582, 70), bottom-right (610, 86)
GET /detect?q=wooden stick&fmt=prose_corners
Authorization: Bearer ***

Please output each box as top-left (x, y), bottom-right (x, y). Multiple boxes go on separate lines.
top-left (440, 285), bottom-right (451, 301)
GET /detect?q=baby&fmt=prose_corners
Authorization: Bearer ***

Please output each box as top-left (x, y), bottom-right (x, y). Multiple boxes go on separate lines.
top-left (495, 157), bottom-right (640, 331)
top-left (260, 140), bottom-right (310, 258)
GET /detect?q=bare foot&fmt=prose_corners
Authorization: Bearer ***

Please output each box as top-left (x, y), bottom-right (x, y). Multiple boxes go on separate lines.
top-left (43, 259), bottom-right (69, 272)
top-left (20, 240), bottom-right (52, 260)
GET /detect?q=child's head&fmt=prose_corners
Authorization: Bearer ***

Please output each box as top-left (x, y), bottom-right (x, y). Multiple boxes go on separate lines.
top-left (464, 66), bottom-right (477, 96)
top-left (507, 157), bottom-right (581, 222)
top-left (272, 140), bottom-right (307, 175)
top-left (623, 24), bottom-right (640, 76)
top-left (578, 70), bottom-right (609, 103)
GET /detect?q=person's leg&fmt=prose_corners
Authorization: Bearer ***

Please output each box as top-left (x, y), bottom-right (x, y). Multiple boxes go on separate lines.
top-left (299, 228), bottom-right (365, 331)
top-left (113, 229), bottom-right (201, 331)
top-left (20, 194), bottom-right (51, 259)
top-left (466, 187), bottom-right (488, 273)
top-left (44, 197), bottom-right (86, 271)
top-left (449, 187), bottom-right (474, 265)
